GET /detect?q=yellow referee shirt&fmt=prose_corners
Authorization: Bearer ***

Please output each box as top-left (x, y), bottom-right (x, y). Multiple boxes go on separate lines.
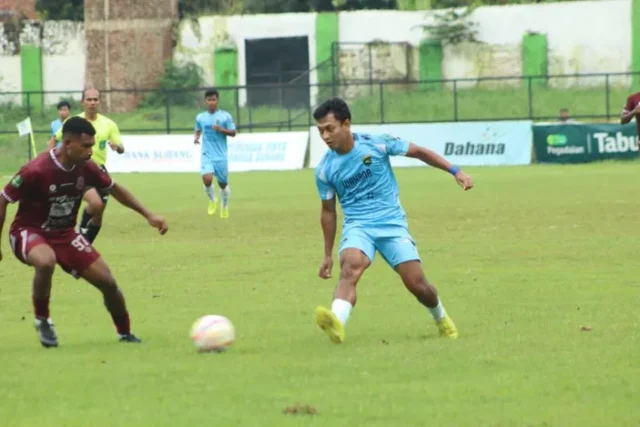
top-left (56, 112), bottom-right (122, 167)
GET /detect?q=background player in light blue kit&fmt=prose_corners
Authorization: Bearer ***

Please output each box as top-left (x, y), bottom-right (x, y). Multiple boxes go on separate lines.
top-left (193, 89), bottom-right (237, 218)
top-left (313, 98), bottom-right (474, 344)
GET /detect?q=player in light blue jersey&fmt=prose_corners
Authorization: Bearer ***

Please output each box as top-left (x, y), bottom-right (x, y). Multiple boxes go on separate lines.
top-left (51, 100), bottom-right (71, 147)
top-left (193, 89), bottom-right (237, 218)
top-left (313, 98), bottom-right (474, 344)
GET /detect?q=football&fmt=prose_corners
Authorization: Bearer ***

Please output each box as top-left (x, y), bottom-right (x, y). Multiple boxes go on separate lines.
top-left (190, 315), bottom-right (235, 352)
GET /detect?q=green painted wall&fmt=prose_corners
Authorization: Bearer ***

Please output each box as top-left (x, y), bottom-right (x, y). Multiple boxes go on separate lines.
top-left (20, 45), bottom-right (43, 110)
top-left (214, 47), bottom-right (238, 87)
top-left (632, 0), bottom-right (640, 89)
top-left (522, 33), bottom-right (548, 87)
top-left (419, 38), bottom-right (443, 91)
top-left (315, 12), bottom-right (339, 94)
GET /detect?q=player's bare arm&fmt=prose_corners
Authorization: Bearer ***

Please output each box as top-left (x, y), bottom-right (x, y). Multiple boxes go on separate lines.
top-left (0, 195), bottom-right (7, 262)
top-left (212, 124), bottom-right (237, 137)
top-left (405, 143), bottom-right (474, 191)
top-left (194, 130), bottom-right (202, 144)
top-left (46, 135), bottom-right (58, 150)
top-left (319, 197), bottom-right (337, 279)
top-left (108, 141), bottom-right (125, 154)
top-left (109, 183), bottom-right (169, 235)
top-left (620, 102), bottom-right (640, 124)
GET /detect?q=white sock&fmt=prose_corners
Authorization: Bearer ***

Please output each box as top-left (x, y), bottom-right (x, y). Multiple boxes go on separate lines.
top-left (428, 298), bottom-right (447, 322)
top-left (204, 185), bottom-right (216, 202)
top-left (331, 299), bottom-right (353, 326)
top-left (221, 186), bottom-right (230, 208)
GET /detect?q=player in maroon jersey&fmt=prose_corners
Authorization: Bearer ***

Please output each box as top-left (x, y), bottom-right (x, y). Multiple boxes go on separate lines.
top-left (0, 117), bottom-right (168, 348)
top-left (621, 91), bottom-right (640, 149)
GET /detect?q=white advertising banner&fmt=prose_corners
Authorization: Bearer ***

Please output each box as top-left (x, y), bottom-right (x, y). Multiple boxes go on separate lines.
top-left (107, 132), bottom-right (309, 173)
top-left (309, 121), bottom-right (533, 168)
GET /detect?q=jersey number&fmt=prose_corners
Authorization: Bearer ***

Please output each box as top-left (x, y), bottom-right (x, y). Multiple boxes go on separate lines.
top-left (71, 235), bottom-right (92, 253)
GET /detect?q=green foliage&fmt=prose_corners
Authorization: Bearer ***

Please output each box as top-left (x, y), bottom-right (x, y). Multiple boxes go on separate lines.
top-left (36, 0), bottom-right (84, 21)
top-left (141, 61), bottom-right (205, 107)
top-left (420, 3), bottom-right (480, 45)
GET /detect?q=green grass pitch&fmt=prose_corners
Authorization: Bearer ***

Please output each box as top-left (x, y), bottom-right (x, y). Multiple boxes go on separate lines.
top-left (0, 165), bottom-right (638, 426)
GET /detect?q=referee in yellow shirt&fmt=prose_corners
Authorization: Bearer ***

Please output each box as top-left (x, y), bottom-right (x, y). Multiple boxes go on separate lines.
top-left (48, 88), bottom-right (125, 243)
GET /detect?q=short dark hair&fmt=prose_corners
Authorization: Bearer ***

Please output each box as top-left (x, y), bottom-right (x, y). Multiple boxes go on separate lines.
top-left (62, 116), bottom-right (96, 138)
top-left (560, 107), bottom-right (569, 113)
top-left (81, 88), bottom-right (99, 101)
top-left (205, 89), bottom-right (219, 99)
top-left (57, 101), bottom-right (71, 110)
top-left (313, 98), bottom-right (351, 122)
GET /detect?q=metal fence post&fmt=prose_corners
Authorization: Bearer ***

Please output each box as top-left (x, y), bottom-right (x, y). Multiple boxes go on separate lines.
top-left (605, 74), bottom-right (611, 121)
top-left (380, 81), bottom-right (385, 123)
top-left (453, 80), bottom-right (459, 121)
top-left (26, 92), bottom-right (31, 119)
top-left (527, 77), bottom-right (533, 119)
top-left (235, 87), bottom-right (241, 130)
top-left (165, 91), bottom-right (171, 134)
top-left (368, 44), bottom-right (373, 96)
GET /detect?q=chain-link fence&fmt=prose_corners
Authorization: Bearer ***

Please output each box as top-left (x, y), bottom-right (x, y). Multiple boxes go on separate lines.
top-left (0, 71), bottom-right (637, 137)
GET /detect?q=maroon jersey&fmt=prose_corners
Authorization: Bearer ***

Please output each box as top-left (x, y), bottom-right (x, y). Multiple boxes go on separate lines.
top-left (623, 92), bottom-right (640, 136)
top-left (1, 150), bottom-right (114, 236)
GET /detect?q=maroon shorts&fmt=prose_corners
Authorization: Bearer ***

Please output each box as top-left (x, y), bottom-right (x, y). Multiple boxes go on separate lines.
top-left (9, 227), bottom-right (100, 278)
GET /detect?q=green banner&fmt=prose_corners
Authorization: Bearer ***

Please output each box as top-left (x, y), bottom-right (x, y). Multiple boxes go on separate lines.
top-left (533, 123), bottom-right (639, 163)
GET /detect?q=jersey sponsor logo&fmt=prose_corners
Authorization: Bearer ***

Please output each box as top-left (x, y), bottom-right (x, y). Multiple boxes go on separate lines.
top-left (362, 154), bottom-right (372, 166)
top-left (43, 194), bottom-right (82, 229)
top-left (341, 168), bottom-right (372, 189)
top-left (49, 184), bottom-right (57, 193)
top-left (11, 175), bottom-right (23, 188)
top-left (99, 140), bottom-right (108, 150)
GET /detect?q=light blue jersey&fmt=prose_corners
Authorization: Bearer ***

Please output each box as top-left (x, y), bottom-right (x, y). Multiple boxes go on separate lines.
top-left (194, 110), bottom-right (236, 161)
top-left (51, 118), bottom-right (63, 136)
top-left (315, 132), bottom-right (420, 267)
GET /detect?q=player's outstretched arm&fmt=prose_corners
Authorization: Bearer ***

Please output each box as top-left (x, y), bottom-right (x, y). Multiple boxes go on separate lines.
top-left (110, 183), bottom-right (169, 235)
top-left (405, 143), bottom-right (473, 191)
top-left (319, 197), bottom-right (337, 279)
top-left (0, 195), bottom-right (8, 262)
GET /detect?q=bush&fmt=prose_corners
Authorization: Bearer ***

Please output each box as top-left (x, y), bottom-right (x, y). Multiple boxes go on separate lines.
top-left (141, 61), bottom-right (204, 107)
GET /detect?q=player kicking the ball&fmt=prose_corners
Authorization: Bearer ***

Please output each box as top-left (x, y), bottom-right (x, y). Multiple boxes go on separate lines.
top-left (193, 89), bottom-right (237, 218)
top-left (0, 117), bottom-right (168, 348)
top-left (312, 98), bottom-right (473, 344)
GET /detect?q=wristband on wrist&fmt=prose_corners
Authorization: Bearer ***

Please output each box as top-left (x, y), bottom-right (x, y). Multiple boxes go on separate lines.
top-left (448, 166), bottom-right (460, 175)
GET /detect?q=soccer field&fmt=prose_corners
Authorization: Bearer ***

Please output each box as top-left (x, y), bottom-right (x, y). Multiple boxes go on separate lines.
top-left (0, 164), bottom-right (638, 426)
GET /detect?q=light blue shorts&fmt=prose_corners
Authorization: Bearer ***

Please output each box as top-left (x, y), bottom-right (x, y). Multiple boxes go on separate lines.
top-left (339, 223), bottom-right (421, 268)
top-left (201, 157), bottom-right (229, 185)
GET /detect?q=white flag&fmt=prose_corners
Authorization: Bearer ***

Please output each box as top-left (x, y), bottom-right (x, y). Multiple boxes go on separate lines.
top-left (16, 117), bottom-right (32, 136)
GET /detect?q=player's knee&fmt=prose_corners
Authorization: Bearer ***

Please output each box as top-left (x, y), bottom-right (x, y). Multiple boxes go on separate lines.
top-left (92, 269), bottom-right (117, 291)
top-left (340, 262), bottom-right (366, 282)
top-left (218, 182), bottom-right (227, 189)
top-left (85, 201), bottom-right (105, 217)
top-left (202, 175), bottom-right (214, 186)
top-left (32, 252), bottom-right (57, 272)
top-left (91, 213), bottom-right (103, 226)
